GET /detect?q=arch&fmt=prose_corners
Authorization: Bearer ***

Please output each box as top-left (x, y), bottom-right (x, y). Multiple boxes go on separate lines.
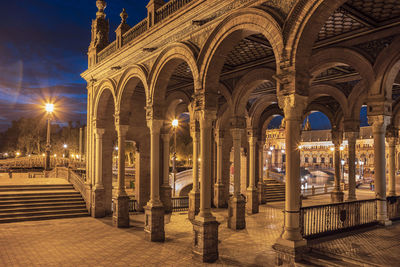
top-left (304, 103), bottom-right (335, 128)
top-left (284, 0), bottom-right (348, 85)
top-left (199, 8), bottom-right (283, 95)
top-left (248, 94), bottom-right (279, 129)
top-left (308, 83), bottom-right (349, 117)
top-left (232, 68), bottom-right (276, 116)
top-left (310, 48), bottom-right (375, 89)
top-left (149, 42), bottom-right (200, 109)
top-left (371, 37), bottom-right (400, 98)
top-left (165, 90), bottom-right (191, 121)
top-left (94, 78), bottom-right (117, 124)
top-left (259, 106), bottom-right (284, 141)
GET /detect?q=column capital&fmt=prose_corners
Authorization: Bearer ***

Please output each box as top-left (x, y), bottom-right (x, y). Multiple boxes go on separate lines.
top-left (147, 119), bottom-right (164, 133)
top-left (145, 104), bottom-right (164, 121)
top-left (198, 109), bottom-right (216, 128)
top-left (386, 124), bottom-right (398, 139)
top-left (230, 116), bottom-right (246, 129)
top-left (331, 130), bottom-right (343, 146)
top-left (344, 131), bottom-right (359, 143)
top-left (368, 115), bottom-right (391, 134)
top-left (277, 94), bottom-right (308, 121)
top-left (95, 128), bottom-right (105, 137)
top-left (343, 119), bottom-right (360, 133)
top-left (230, 128), bottom-right (244, 140)
top-left (116, 124), bottom-right (129, 137)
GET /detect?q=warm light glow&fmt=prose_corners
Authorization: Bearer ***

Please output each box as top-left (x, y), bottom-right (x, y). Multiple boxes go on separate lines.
top-left (16, 152), bottom-right (21, 156)
top-left (115, 146), bottom-right (118, 151)
top-left (71, 154), bottom-right (75, 158)
top-left (281, 149), bottom-right (285, 153)
top-left (298, 145), bottom-right (302, 149)
top-left (341, 160), bottom-right (345, 165)
top-left (63, 144), bottom-right (68, 149)
top-left (28, 154), bottom-right (31, 157)
top-left (45, 103), bottom-right (54, 113)
top-left (4, 153), bottom-right (8, 157)
top-left (270, 146), bottom-right (274, 151)
top-left (76, 155), bottom-right (79, 159)
top-left (330, 147), bottom-right (334, 152)
top-left (54, 154), bottom-right (57, 158)
top-left (268, 151), bottom-right (272, 155)
top-left (172, 119), bottom-right (179, 127)
top-left (340, 146), bottom-right (344, 151)
top-left (42, 153), bottom-right (45, 157)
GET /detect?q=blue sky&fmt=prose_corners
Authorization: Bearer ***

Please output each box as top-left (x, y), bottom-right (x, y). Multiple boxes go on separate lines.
top-left (0, 0), bottom-right (149, 131)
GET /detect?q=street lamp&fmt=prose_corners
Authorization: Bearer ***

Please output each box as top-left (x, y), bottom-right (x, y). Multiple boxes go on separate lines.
top-left (172, 119), bottom-right (178, 196)
top-left (341, 159), bottom-right (345, 183)
top-left (44, 103), bottom-right (54, 171)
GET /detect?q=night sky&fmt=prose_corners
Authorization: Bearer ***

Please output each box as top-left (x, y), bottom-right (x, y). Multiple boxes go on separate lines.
top-left (0, 0), bottom-right (367, 132)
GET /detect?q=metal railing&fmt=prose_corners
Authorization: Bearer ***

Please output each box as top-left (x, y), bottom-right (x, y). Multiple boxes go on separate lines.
top-left (387, 196), bottom-right (400, 220)
top-left (129, 198), bottom-right (138, 212)
top-left (300, 199), bottom-right (377, 238)
top-left (155, 0), bottom-right (194, 23)
top-left (172, 196), bottom-right (189, 212)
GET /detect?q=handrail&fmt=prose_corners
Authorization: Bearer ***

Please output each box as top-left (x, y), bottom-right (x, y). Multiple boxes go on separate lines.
top-left (97, 41), bottom-right (117, 62)
top-left (122, 18), bottom-right (148, 46)
top-left (155, 0), bottom-right (194, 24)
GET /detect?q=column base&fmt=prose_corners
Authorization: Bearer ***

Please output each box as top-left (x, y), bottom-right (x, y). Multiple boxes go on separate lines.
top-left (85, 183), bottom-right (92, 214)
top-left (246, 188), bottom-right (259, 214)
top-left (258, 181), bottom-right (266, 204)
top-left (214, 183), bottom-right (227, 208)
top-left (192, 217), bottom-right (220, 263)
top-left (112, 195), bottom-right (130, 228)
top-left (388, 191), bottom-right (396, 197)
top-left (346, 195), bottom-right (357, 202)
top-left (160, 185), bottom-right (172, 214)
top-left (188, 190), bottom-right (200, 220)
top-left (377, 199), bottom-right (392, 226)
top-left (331, 190), bottom-right (344, 203)
top-left (144, 203), bottom-right (165, 242)
top-left (228, 195), bottom-right (246, 230)
top-left (273, 237), bottom-right (308, 265)
top-left (91, 187), bottom-right (105, 218)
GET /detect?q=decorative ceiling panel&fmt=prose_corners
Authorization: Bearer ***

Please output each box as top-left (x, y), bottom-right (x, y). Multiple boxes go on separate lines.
top-left (346, 0), bottom-right (400, 23)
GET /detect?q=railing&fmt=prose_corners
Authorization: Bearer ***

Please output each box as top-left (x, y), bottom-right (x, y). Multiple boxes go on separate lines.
top-left (155, 0), bottom-right (194, 23)
top-left (302, 185), bottom-right (335, 196)
top-left (172, 196), bottom-right (189, 212)
top-left (51, 167), bottom-right (87, 202)
top-left (129, 198), bottom-right (138, 212)
top-left (300, 199), bottom-right (377, 238)
top-left (387, 196), bottom-right (400, 220)
top-left (122, 18), bottom-right (148, 46)
top-left (0, 156), bottom-right (84, 169)
top-left (97, 41), bottom-right (117, 62)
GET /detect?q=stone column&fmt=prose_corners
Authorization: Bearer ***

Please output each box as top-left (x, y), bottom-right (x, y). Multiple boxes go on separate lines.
top-left (144, 119), bottom-right (165, 242)
top-left (331, 130), bottom-right (344, 203)
top-left (273, 94), bottom-right (307, 263)
top-left (92, 127), bottom-right (106, 218)
top-left (192, 110), bottom-right (219, 263)
top-left (258, 141), bottom-right (266, 204)
top-left (214, 130), bottom-right (226, 208)
top-left (369, 115), bottom-right (391, 225)
top-left (346, 132), bottom-right (358, 201)
top-left (240, 148), bottom-right (248, 196)
top-left (247, 131), bottom-right (259, 214)
top-left (160, 132), bottom-right (172, 213)
top-left (112, 124), bottom-right (130, 227)
top-left (228, 125), bottom-right (246, 230)
top-left (189, 122), bottom-right (200, 220)
top-left (387, 137), bottom-right (397, 196)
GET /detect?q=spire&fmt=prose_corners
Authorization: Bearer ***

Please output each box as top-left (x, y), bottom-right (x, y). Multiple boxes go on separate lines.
top-left (88, 0), bottom-right (110, 66)
top-left (96, 0), bottom-right (107, 18)
top-left (120, 8), bottom-right (128, 24)
top-left (115, 8), bottom-right (131, 48)
top-left (304, 117), bottom-right (312, 131)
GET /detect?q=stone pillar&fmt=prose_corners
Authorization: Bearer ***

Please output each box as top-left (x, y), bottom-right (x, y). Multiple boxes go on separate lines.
top-left (189, 122), bottom-right (200, 220)
top-left (369, 115), bottom-right (391, 225)
top-left (192, 110), bottom-right (219, 263)
top-left (273, 94), bottom-right (307, 263)
top-left (160, 132), bottom-right (172, 213)
top-left (214, 130), bottom-right (226, 208)
top-left (228, 125), bottom-right (246, 230)
top-left (112, 124), bottom-right (130, 227)
top-left (331, 130), bottom-right (344, 203)
top-left (346, 132), bottom-right (358, 201)
top-left (92, 127), bottom-right (106, 218)
top-left (387, 137), bottom-right (397, 196)
top-left (247, 131), bottom-right (259, 214)
top-left (240, 148), bottom-right (248, 196)
top-left (258, 141), bottom-right (266, 204)
top-left (144, 119), bottom-right (165, 242)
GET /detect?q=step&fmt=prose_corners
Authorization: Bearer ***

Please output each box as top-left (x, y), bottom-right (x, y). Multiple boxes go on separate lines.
top-left (0, 204), bottom-right (86, 213)
top-left (0, 196), bottom-right (84, 205)
top-left (302, 251), bottom-right (362, 267)
top-left (0, 208), bottom-right (88, 218)
top-left (0, 212), bottom-right (89, 224)
top-left (0, 193), bottom-right (81, 201)
top-left (0, 200), bottom-right (86, 209)
top-left (0, 186), bottom-right (74, 192)
top-left (0, 184), bottom-right (72, 189)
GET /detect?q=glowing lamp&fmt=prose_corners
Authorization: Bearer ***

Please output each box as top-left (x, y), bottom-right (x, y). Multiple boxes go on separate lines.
top-left (172, 119), bottom-right (179, 127)
top-left (45, 103), bottom-right (54, 113)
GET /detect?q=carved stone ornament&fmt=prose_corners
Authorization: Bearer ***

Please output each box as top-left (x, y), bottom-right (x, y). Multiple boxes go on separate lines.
top-left (277, 94), bottom-right (307, 120)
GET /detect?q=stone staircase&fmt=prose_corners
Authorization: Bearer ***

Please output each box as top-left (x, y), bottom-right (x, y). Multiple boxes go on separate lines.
top-left (299, 249), bottom-right (367, 267)
top-left (263, 179), bottom-right (285, 202)
top-left (0, 184), bottom-right (88, 223)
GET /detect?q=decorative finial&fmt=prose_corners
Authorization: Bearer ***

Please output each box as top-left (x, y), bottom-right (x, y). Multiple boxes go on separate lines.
top-left (96, 0), bottom-right (107, 18)
top-left (120, 8), bottom-right (128, 24)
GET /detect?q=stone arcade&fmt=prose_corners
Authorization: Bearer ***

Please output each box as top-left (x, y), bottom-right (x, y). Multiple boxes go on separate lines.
top-left (81, 0), bottom-right (400, 264)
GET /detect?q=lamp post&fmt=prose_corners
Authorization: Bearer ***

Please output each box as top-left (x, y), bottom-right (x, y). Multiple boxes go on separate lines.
top-left (172, 119), bottom-right (178, 196)
top-left (45, 103), bottom-right (54, 171)
top-left (340, 146), bottom-right (345, 183)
